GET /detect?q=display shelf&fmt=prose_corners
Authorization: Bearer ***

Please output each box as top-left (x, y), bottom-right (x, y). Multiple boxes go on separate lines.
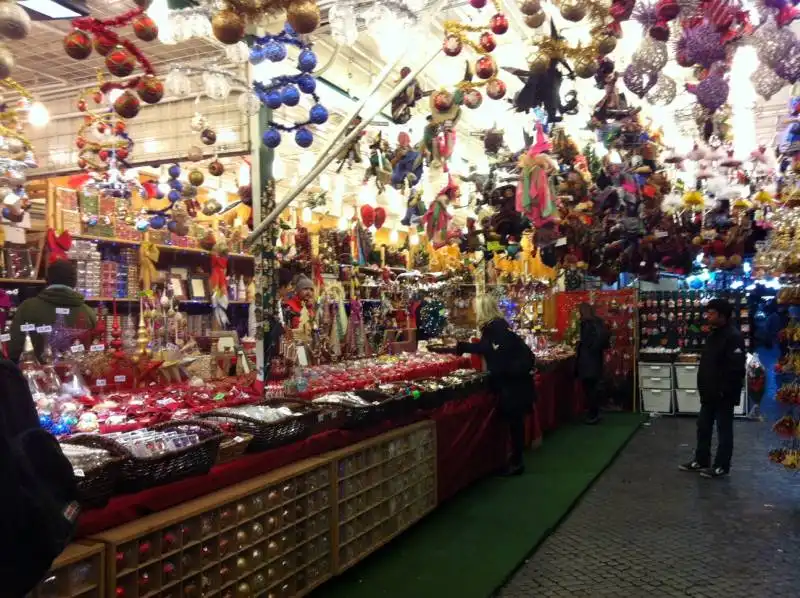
top-left (0, 277), bottom-right (46, 284)
top-left (72, 234), bottom-right (254, 261)
top-left (83, 297), bottom-right (251, 306)
top-left (30, 541), bottom-right (105, 598)
top-left (90, 456), bottom-right (334, 598)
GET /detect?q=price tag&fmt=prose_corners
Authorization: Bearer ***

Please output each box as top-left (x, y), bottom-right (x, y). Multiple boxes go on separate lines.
top-left (0, 334), bottom-right (9, 342)
top-left (36, 325), bottom-right (53, 334)
top-left (70, 344), bottom-right (85, 354)
top-left (654, 230), bottom-right (669, 238)
top-left (114, 375), bottom-right (126, 383)
top-left (234, 436), bottom-right (244, 443)
top-left (20, 324), bottom-right (35, 332)
top-left (73, 469), bottom-right (85, 478)
top-left (555, 237), bottom-right (568, 247)
top-left (90, 344), bottom-right (105, 352)
top-left (56, 308), bottom-right (71, 315)
top-left (96, 379), bottom-right (107, 387)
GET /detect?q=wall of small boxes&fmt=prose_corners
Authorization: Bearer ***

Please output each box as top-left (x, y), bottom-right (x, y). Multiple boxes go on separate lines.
top-left (32, 421), bottom-right (436, 598)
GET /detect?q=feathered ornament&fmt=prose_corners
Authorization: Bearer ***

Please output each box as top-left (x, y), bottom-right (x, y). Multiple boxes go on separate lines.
top-left (682, 190), bottom-right (705, 209)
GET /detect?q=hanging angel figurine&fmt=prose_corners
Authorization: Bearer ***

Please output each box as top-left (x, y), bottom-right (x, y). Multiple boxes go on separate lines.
top-left (423, 175), bottom-right (460, 248)
top-left (516, 121), bottom-right (559, 229)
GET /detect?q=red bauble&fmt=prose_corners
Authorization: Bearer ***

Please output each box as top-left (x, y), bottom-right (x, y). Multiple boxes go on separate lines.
top-left (114, 91), bottom-right (141, 119)
top-left (115, 587), bottom-right (125, 598)
top-left (469, 0), bottom-right (487, 7)
top-left (443, 34), bottom-right (463, 57)
top-left (475, 55), bottom-right (497, 79)
top-left (117, 148), bottom-right (129, 160)
top-left (136, 75), bottom-right (164, 104)
top-left (77, 99), bottom-right (87, 112)
top-left (99, 150), bottom-right (109, 162)
top-left (463, 88), bottom-right (483, 109)
top-left (374, 206), bottom-right (386, 229)
top-left (63, 30), bottom-right (92, 60)
top-left (75, 137), bottom-right (86, 149)
top-left (360, 204), bottom-right (375, 227)
top-left (114, 121), bottom-right (126, 134)
top-left (490, 13), bottom-right (509, 34)
top-left (92, 91), bottom-right (103, 104)
top-left (486, 78), bottom-right (507, 100)
top-left (432, 90), bottom-right (454, 112)
top-left (132, 15), bottom-right (158, 42)
top-left (94, 33), bottom-right (116, 56)
top-left (208, 160), bottom-right (225, 176)
top-left (479, 32), bottom-right (496, 52)
top-left (78, 158), bottom-right (88, 169)
top-left (106, 47), bottom-right (136, 77)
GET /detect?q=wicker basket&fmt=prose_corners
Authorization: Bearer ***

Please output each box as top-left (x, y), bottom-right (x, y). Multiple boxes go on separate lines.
top-left (312, 390), bottom-right (396, 429)
top-left (216, 432), bottom-right (253, 465)
top-left (66, 420), bottom-right (223, 494)
top-left (198, 399), bottom-right (326, 453)
top-left (60, 439), bottom-right (127, 509)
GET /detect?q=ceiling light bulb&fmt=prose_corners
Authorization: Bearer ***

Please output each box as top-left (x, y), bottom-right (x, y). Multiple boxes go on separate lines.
top-left (410, 232), bottom-right (419, 246)
top-left (27, 101), bottom-right (49, 127)
top-left (302, 206), bottom-right (312, 223)
top-left (389, 228), bottom-right (399, 244)
top-left (338, 215), bottom-right (348, 231)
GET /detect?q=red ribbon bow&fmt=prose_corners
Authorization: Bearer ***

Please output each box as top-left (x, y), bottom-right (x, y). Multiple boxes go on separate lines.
top-left (47, 228), bottom-right (73, 264)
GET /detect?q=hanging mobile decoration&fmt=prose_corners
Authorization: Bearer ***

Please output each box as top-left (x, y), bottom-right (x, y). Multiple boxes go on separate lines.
top-left (63, 5), bottom-right (162, 120)
top-left (0, 78), bottom-right (37, 223)
top-left (442, 0), bottom-right (508, 105)
top-left (251, 24), bottom-right (327, 148)
top-left (210, 0), bottom-right (321, 44)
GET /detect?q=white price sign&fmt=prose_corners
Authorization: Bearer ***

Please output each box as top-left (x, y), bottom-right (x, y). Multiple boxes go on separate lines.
top-left (70, 344), bottom-right (85, 354)
top-left (56, 308), bottom-right (71, 315)
top-left (90, 344), bottom-right (105, 352)
top-left (114, 375), bottom-right (126, 383)
top-left (36, 325), bottom-right (52, 334)
top-left (96, 378), bottom-right (107, 387)
top-left (20, 324), bottom-right (35, 332)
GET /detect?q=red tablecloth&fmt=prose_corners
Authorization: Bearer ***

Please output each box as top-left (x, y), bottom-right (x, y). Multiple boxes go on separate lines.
top-left (76, 359), bottom-right (581, 538)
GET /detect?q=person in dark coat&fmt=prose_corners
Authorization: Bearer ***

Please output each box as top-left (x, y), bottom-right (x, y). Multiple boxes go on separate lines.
top-left (575, 303), bottom-right (609, 424)
top-left (434, 295), bottom-right (535, 475)
top-left (681, 298), bottom-right (746, 478)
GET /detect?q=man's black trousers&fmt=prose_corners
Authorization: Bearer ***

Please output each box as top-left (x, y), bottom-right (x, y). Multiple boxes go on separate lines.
top-left (695, 399), bottom-right (735, 471)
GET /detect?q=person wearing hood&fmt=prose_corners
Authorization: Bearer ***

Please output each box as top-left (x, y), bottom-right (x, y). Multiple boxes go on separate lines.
top-left (283, 274), bottom-right (316, 329)
top-left (8, 259), bottom-right (97, 362)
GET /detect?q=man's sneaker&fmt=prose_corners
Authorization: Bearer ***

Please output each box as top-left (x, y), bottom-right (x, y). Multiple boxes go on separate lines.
top-left (679, 461), bottom-right (706, 472)
top-left (701, 467), bottom-right (729, 479)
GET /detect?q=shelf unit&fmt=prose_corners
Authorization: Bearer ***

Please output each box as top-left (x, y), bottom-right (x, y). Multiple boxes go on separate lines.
top-left (0, 277), bottom-right (46, 285)
top-left (29, 541), bottom-right (105, 598)
top-left (60, 421), bottom-right (437, 598)
top-left (72, 234), bottom-right (254, 262)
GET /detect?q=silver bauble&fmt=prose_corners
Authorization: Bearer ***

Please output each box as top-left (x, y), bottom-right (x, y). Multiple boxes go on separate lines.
top-left (633, 38), bottom-right (668, 72)
top-left (0, 46), bottom-right (14, 80)
top-left (646, 74), bottom-right (677, 106)
top-left (0, 3), bottom-right (31, 40)
top-left (751, 68), bottom-right (786, 100)
top-left (187, 146), bottom-right (203, 162)
top-left (756, 24), bottom-right (794, 68)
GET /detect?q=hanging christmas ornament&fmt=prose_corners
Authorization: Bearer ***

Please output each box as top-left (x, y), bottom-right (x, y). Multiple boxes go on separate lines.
top-left (776, 44), bottom-right (800, 83)
top-left (374, 207), bottom-right (386, 229)
top-left (114, 90), bottom-right (140, 119)
top-left (756, 22), bottom-right (794, 69)
top-left (479, 32), bottom-right (497, 52)
top-left (262, 129), bottom-right (281, 148)
top-left (136, 75), bottom-right (163, 104)
top-left (646, 73), bottom-right (677, 106)
top-left (751, 68), bottom-right (786, 100)
top-left (560, 0), bottom-right (587, 22)
top-left (486, 78), bottom-right (507, 99)
top-left (132, 14), bottom-right (158, 42)
top-left (443, 35), bottom-right (463, 56)
top-left (105, 47), bottom-right (136, 78)
top-left (0, 47), bottom-right (14, 80)
top-left (0, 1), bottom-right (31, 40)
top-left (682, 24), bottom-right (725, 68)
top-left (165, 69), bottom-right (192, 97)
top-left (295, 128), bottom-right (314, 148)
top-left (686, 62), bottom-right (729, 112)
top-left (209, 160), bottom-right (225, 177)
top-left (187, 146), bottom-right (203, 162)
top-left (463, 88), bottom-right (484, 109)
top-left (519, 0), bottom-right (541, 15)
top-left (63, 29), bottom-right (93, 60)
top-left (623, 63), bottom-right (658, 98)
top-left (475, 55), bottom-right (497, 79)
top-left (360, 204), bottom-right (375, 228)
top-left (328, 2), bottom-right (358, 45)
top-left (633, 37), bottom-right (668, 72)
top-left (286, 1), bottom-right (321, 34)
top-left (212, 9), bottom-right (245, 45)
top-left (188, 169), bottom-right (204, 186)
top-left (574, 57), bottom-right (598, 79)
top-left (490, 13), bottom-right (509, 34)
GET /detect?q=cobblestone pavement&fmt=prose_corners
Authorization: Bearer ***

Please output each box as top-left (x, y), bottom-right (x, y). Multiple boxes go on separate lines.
top-left (498, 416), bottom-right (800, 598)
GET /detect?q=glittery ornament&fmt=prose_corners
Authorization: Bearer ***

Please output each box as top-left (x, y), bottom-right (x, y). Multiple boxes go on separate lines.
top-left (520, 0), bottom-right (541, 15)
top-left (201, 129), bottom-right (217, 145)
top-left (298, 48), bottom-right (317, 73)
top-left (106, 47), bottom-right (136, 77)
top-left (475, 55), bottom-right (497, 79)
top-left (309, 104), bottom-right (329, 124)
top-left (432, 90), bottom-right (454, 112)
top-left (187, 146), bottom-right (203, 161)
top-left (64, 30), bottom-right (92, 60)
top-left (236, 582), bottom-right (251, 598)
top-left (94, 33), bottom-right (115, 56)
top-left (165, 69), bottom-right (192, 97)
top-left (0, 2), bottom-right (30, 40)
top-left (297, 74), bottom-right (316, 94)
top-left (645, 74), bottom-right (676, 106)
top-left (480, 32), bottom-right (496, 52)
top-left (212, 10), bottom-right (245, 45)
top-left (683, 24), bottom-right (725, 67)
top-left (623, 63), bottom-right (657, 98)
top-left (486, 78), bottom-right (507, 99)
top-left (136, 75), bottom-right (164, 104)
top-left (114, 91), bottom-right (140, 119)
top-left (775, 43), bottom-right (800, 83)
top-left (287, 0), bottom-right (321, 34)
top-left (695, 67), bottom-right (728, 112)
top-left (560, 0), bottom-right (587, 22)
top-left (204, 72), bottom-right (231, 100)
top-left (132, 15), bottom-right (158, 42)
top-left (463, 88), bottom-right (483, 109)
top-left (633, 38), bottom-right (668, 72)
top-left (281, 85), bottom-right (300, 106)
top-left (209, 160), bottom-right (225, 176)
top-left (525, 12), bottom-right (546, 28)
top-left (756, 24), bottom-right (794, 68)
top-left (443, 35), bottom-right (463, 56)
top-left (490, 13), bottom-right (509, 34)
top-left (574, 57), bottom-right (597, 79)
top-left (529, 54), bottom-right (549, 75)
top-left (597, 35), bottom-right (617, 55)
top-left (189, 170), bottom-right (204, 186)
top-left (263, 129), bottom-right (281, 148)
top-left (751, 68), bottom-right (785, 100)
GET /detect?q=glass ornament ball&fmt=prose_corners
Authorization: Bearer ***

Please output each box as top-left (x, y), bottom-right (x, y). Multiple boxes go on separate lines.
top-left (520, 0), bottom-right (540, 15)
top-left (281, 85), bottom-right (300, 107)
top-left (238, 91), bottom-right (261, 116)
top-left (262, 129), bottom-right (281, 148)
top-left (168, 189), bottom-right (181, 203)
top-left (298, 48), bottom-right (317, 73)
top-left (309, 104), bottom-right (329, 125)
top-left (0, 1), bottom-right (31, 40)
top-left (249, 45), bottom-right (266, 65)
top-left (463, 88), bottom-right (483, 109)
top-left (486, 79), bottom-right (507, 100)
top-left (295, 128), bottom-right (314, 148)
top-left (165, 69), bottom-right (192, 97)
top-left (225, 41), bottom-right (250, 64)
top-left (328, 4), bottom-right (358, 46)
top-left (286, 0), bottom-right (320, 35)
top-left (756, 24), bottom-right (794, 68)
top-left (264, 39), bottom-right (287, 62)
top-left (633, 38), bottom-right (668, 72)
top-left (297, 74), bottom-right (316, 94)
top-left (751, 68), bottom-right (786, 100)
top-left (168, 163), bottom-right (181, 178)
top-left (204, 72), bottom-right (231, 100)
top-left (443, 35), bottom-right (463, 57)
top-left (149, 214), bottom-right (166, 229)
top-left (646, 74), bottom-right (677, 106)
top-left (265, 90), bottom-right (282, 109)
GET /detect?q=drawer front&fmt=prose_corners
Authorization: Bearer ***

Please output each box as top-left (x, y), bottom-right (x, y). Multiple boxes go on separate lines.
top-left (639, 363), bottom-right (672, 378)
top-left (641, 389), bottom-right (672, 413)
top-left (674, 364), bottom-right (698, 389)
top-left (675, 388), bottom-right (701, 414)
top-left (640, 376), bottom-right (672, 390)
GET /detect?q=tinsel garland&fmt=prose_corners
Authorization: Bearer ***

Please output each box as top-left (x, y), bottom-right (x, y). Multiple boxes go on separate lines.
top-left (257, 181), bottom-right (280, 386)
top-left (0, 79), bottom-right (33, 151)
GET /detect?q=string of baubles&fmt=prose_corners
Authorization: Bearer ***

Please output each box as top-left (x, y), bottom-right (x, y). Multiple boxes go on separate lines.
top-left (211, 0), bottom-right (321, 45)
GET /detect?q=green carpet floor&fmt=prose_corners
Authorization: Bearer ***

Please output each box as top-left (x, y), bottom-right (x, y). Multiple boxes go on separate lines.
top-left (312, 413), bottom-right (643, 598)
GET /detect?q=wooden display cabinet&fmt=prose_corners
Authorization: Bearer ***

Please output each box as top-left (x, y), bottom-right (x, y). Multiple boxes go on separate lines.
top-left (91, 457), bottom-right (334, 598)
top-left (330, 420), bottom-right (437, 573)
top-left (29, 541), bottom-right (105, 598)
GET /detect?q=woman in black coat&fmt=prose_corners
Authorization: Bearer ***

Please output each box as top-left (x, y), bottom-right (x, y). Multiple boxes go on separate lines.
top-left (435, 295), bottom-right (536, 475)
top-left (576, 302), bottom-right (609, 424)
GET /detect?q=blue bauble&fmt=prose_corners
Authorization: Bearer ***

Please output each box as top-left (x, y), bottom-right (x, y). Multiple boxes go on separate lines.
top-left (62, 415), bottom-right (78, 427)
top-left (52, 423), bottom-right (70, 436)
top-left (295, 127), bottom-right (313, 148)
top-left (1, 207), bottom-right (10, 219)
top-left (262, 128), bottom-right (282, 148)
top-left (266, 90), bottom-right (282, 109)
top-left (168, 189), bottom-right (181, 203)
top-left (297, 74), bottom-right (316, 94)
top-left (135, 219), bottom-right (150, 232)
top-left (169, 179), bottom-right (183, 191)
top-left (87, 215), bottom-right (98, 226)
top-left (167, 220), bottom-right (178, 233)
top-left (284, 22), bottom-right (296, 35)
top-left (168, 163), bottom-right (181, 179)
top-left (249, 45), bottom-right (266, 65)
top-left (309, 104), bottom-right (328, 125)
top-left (150, 214), bottom-right (166, 229)
top-left (298, 49), bottom-right (317, 73)
top-left (264, 39), bottom-right (287, 62)
top-left (281, 85), bottom-right (300, 107)
top-left (38, 414), bottom-right (53, 429)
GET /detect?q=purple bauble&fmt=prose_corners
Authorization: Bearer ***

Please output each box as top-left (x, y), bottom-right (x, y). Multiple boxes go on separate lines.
top-left (696, 75), bottom-right (728, 113)
top-left (623, 63), bottom-right (657, 98)
top-left (775, 44), bottom-right (800, 83)
top-left (684, 24), bottom-right (725, 68)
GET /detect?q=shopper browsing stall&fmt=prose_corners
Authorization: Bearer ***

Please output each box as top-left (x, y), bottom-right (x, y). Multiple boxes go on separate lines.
top-left (680, 299), bottom-right (746, 479)
top-left (8, 260), bottom-right (97, 362)
top-left (576, 303), bottom-right (610, 425)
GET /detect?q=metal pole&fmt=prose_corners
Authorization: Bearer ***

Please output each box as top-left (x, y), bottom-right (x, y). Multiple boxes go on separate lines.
top-left (246, 46), bottom-right (442, 247)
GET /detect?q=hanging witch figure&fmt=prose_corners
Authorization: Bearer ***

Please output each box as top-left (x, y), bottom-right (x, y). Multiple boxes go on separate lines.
top-left (390, 66), bottom-right (425, 125)
top-left (503, 20), bottom-right (579, 123)
top-left (423, 175), bottom-right (460, 248)
top-left (336, 116), bottom-right (365, 172)
top-left (363, 132), bottom-right (394, 193)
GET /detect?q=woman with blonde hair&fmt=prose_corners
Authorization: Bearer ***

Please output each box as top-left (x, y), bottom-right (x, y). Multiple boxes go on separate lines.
top-left (434, 294), bottom-right (536, 475)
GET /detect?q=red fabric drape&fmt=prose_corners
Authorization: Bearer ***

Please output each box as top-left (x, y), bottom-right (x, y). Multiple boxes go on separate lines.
top-left (209, 255), bottom-right (228, 293)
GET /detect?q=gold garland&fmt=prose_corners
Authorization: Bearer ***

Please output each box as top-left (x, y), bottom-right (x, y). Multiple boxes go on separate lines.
top-left (0, 78), bottom-right (34, 152)
top-left (443, 0), bottom-right (504, 93)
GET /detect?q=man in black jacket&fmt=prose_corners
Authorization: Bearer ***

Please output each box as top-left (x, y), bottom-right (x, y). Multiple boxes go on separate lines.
top-left (680, 298), bottom-right (746, 478)
top-left (576, 303), bottom-right (610, 424)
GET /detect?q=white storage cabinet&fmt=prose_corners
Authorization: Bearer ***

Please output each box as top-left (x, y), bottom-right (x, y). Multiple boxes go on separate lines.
top-left (638, 363), bottom-right (674, 413)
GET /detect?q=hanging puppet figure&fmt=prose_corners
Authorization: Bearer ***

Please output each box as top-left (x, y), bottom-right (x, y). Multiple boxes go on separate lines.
top-left (390, 66), bottom-right (425, 125)
top-left (336, 116), bottom-right (365, 172)
top-left (401, 187), bottom-right (426, 226)
top-left (424, 91), bottom-right (460, 168)
top-left (423, 175), bottom-right (459, 248)
top-left (363, 132), bottom-right (393, 192)
top-left (516, 121), bottom-right (559, 229)
top-left (391, 132), bottom-right (424, 192)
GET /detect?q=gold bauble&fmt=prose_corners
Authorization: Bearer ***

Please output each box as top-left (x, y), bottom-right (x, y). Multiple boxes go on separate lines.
top-left (228, 0), bottom-right (261, 15)
top-left (525, 11), bottom-right (546, 28)
top-left (519, 0), bottom-right (540, 15)
top-left (236, 581), bottom-right (251, 598)
top-left (286, 0), bottom-right (320, 35)
top-left (211, 10), bottom-right (245, 45)
top-left (596, 35), bottom-right (617, 55)
top-left (560, 1), bottom-right (586, 21)
top-left (529, 54), bottom-right (549, 75)
top-left (574, 58), bottom-right (597, 79)
top-left (188, 169), bottom-right (204, 186)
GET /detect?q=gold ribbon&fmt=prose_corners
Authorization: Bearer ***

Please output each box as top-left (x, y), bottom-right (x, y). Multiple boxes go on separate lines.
top-left (139, 242), bottom-right (160, 291)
